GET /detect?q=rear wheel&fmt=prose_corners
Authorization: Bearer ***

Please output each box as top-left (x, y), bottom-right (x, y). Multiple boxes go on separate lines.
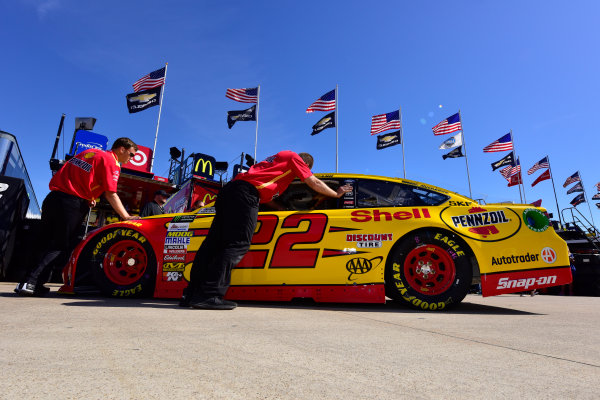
top-left (385, 229), bottom-right (473, 311)
top-left (88, 228), bottom-right (156, 297)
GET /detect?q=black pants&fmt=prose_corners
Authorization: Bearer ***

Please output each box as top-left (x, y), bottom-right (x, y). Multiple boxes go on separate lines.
top-left (23, 191), bottom-right (89, 287)
top-left (189, 180), bottom-right (259, 298)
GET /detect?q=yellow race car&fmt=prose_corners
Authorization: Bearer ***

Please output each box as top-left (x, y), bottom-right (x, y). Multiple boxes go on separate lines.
top-left (60, 173), bottom-right (571, 310)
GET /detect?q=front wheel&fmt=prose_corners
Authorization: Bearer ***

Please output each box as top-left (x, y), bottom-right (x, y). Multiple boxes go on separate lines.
top-left (88, 228), bottom-right (156, 297)
top-left (385, 229), bottom-right (473, 311)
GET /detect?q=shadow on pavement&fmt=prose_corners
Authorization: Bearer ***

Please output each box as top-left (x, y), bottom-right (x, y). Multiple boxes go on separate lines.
top-left (0, 290), bottom-right (539, 315)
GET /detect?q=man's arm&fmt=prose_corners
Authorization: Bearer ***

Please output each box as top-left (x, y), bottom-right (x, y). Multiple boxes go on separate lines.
top-left (304, 175), bottom-right (353, 198)
top-left (105, 191), bottom-right (140, 220)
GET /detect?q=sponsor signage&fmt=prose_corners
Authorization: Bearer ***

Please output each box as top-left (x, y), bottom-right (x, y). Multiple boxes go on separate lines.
top-left (193, 153), bottom-right (216, 180)
top-left (440, 206), bottom-right (521, 242)
top-left (123, 144), bottom-right (152, 174)
top-left (69, 130), bottom-right (108, 156)
top-left (346, 233), bottom-right (392, 248)
top-left (481, 266), bottom-right (572, 296)
top-left (167, 222), bottom-right (190, 232)
top-left (350, 208), bottom-right (430, 223)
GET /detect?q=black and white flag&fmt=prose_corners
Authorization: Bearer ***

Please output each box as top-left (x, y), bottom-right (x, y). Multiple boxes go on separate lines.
top-left (126, 86), bottom-right (162, 114)
top-left (227, 105), bottom-right (256, 129)
top-left (490, 151), bottom-right (515, 171)
top-left (311, 112), bottom-right (335, 135)
top-left (442, 146), bottom-right (464, 160)
top-left (376, 130), bottom-right (401, 150)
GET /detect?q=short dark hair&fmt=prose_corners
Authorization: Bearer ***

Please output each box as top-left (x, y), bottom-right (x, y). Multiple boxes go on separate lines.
top-left (112, 137), bottom-right (138, 152)
top-left (298, 152), bottom-right (313, 169)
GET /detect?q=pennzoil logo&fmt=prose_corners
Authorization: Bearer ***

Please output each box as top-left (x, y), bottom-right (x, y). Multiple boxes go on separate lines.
top-left (440, 206), bottom-right (521, 242)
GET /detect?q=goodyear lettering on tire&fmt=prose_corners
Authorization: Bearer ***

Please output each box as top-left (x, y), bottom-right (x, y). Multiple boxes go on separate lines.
top-left (391, 262), bottom-right (453, 311)
top-left (93, 229), bottom-right (147, 256)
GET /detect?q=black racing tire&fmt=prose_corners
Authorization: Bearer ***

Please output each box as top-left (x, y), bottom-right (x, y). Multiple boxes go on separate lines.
top-left (385, 229), bottom-right (473, 311)
top-left (87, 228), bottom-right (156, 297)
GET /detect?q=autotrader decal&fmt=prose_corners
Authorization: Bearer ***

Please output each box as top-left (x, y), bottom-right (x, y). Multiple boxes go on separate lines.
top-left (491, 252), bottom-right (539, 265)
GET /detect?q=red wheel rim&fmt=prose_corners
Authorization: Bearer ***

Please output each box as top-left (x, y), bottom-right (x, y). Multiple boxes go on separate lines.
top-left (102, 240), bottom-right (148, 286)
top-left (403, 244), bottom-right (456, 295)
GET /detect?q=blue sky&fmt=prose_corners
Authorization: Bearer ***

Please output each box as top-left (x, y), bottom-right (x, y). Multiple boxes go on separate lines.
top-left (2, 1), bottom-right (599, 221)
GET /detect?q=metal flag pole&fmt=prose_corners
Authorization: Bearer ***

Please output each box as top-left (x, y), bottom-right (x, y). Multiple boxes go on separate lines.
top-left (458, 110), bottom-right (473, 199)
top-left (254, 85), bottom-right (260, 162)
top-left (150, 62), bottom-right (168, 173)
top-left (399, 106), bottom-right (406, 179)
top-left (580, 171), bottom-right (596, 227)
top-left (516, 156), bottom-right (524, 203)
top-left (335, 84), bottom-right (339, 173)
top-left (510, 129), bottom-right (526, 203)
top-left (546, 156), bottom-right (563, 227)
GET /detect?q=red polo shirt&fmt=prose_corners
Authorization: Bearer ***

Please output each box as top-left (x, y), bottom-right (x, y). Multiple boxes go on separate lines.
top-left (49, 149), bottom-right (121, 201)
top-left (234, 150), bottom-right (313, 203)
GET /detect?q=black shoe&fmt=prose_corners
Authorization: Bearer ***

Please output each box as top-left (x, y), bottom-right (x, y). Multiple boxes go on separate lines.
top-left (34, 285), bottom-right (51, 296)
top-left (178, 287), bottom-right (191, 307)
top-left (15, 282), bottom-right (36, 296)
top-left (191, 296), bottom-right (237, 310)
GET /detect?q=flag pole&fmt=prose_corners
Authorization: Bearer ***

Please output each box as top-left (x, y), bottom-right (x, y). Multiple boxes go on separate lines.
top-left (399, 106), bottom-right (406, 179)
top-left (580, 171), bottom-right (596, 227)
top-left (458, 110), bottom-right (473, 199)
top-left (510, 129), bottom-right (526, 203)
top-left (335, 84), bottom-right (339, 173)
top-left (546, 155), bottom-right (563, 227)
top-left (516, 156), bottom-right (524, 203)
top-left (150, 62), bottom-right (168, 173)
top-left (254, 85), bottom-right (260, 162)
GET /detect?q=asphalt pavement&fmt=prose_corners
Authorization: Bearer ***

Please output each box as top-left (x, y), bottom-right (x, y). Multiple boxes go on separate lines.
top-left (0, 282), bottom-right (598, 400)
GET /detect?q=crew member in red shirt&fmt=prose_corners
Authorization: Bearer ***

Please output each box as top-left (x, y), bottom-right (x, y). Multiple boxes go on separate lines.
top-left (15, 137), bottom-right (140, 296)
top-left (182, 150), bottom-right (353, 310)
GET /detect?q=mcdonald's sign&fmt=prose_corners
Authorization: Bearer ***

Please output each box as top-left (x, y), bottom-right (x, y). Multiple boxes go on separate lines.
top-left (192, 153), bottom-right (216, 180)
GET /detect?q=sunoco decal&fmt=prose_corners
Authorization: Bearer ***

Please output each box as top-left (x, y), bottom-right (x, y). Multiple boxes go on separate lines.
top-left (523, 208), bottom-right (550, 232)
top-left (440, 206), bottom-right (521, 242)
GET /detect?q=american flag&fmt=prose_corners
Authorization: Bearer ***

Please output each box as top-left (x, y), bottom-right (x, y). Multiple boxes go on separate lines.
top-left (527, 156), bottom-right (550, 175)
top-left (595, 182), bottom-right (600, 191)
top-left (563, 171), bottom-right (581, 188)
top-left (432, 113), bottom-right (462, 135)
top-left (483, 133), bottom-right (513, 153)
top-left (592, 193), bottom-right (600, 200)
top-left (500, 160), bottom-right (520, 179)
top-left (371, 110), bottom-right (401, 135)
top-left (531, 169), bottom-right (551, 187)
top-left (225, 87), bottom-right (258, 103)
top-left (507, 171), bottom-right (522, 187)
top-left (570, 193), bottom-right (585, 206)
top-left (132, 67), bottom-right (166, 93)
top-left (567, 182), bottom-right (584, 195)
top-left (306, 90), bottom-right (336, 113)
